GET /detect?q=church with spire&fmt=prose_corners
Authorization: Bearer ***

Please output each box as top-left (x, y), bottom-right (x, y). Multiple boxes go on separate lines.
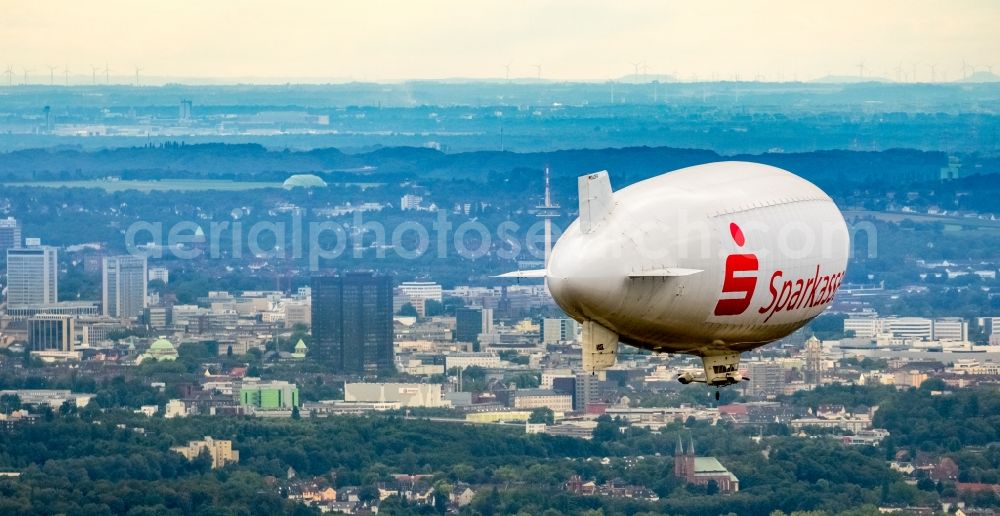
top-left (674, 435), bottom-right (740, 493)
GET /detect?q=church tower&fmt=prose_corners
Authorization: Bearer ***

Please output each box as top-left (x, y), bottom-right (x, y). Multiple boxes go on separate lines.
top-left (674, 435), bottom-right (686, 477)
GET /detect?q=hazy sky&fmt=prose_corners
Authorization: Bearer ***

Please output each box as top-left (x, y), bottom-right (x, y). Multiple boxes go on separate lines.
top-left (3, 0), bottom-right (998, 83)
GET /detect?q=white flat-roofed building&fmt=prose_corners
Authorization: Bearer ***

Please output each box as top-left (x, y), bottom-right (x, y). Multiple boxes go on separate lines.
top-left (148, 266), bottom-right (169, 284)
top-left (512, 389), bottom-right (573, 413)
top-left (883, 317), bottom-right (933, 341)
top-left (344, 383), bottom-right (444, 408)
top-left (400, 194), bottom-right (423, 211)
top-left (932, 317), bottom-right (968, 342)
top-left (398, 282), bottom-right (443, 317)
top-left (844, 313), bottom-right (880, 339)
top-left (444, 352), bottom-right (501, 369)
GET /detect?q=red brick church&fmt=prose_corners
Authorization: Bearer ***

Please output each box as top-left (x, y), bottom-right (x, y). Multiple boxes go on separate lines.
top-left (674, 436), bottom-right (739, 493)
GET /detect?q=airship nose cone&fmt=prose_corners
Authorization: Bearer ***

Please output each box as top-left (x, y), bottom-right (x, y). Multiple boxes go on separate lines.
top-left (546, 227), bottom-right (621, 321)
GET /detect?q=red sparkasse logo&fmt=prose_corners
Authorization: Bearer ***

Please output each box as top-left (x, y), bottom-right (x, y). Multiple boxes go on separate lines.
top-left (713, 222), bottom-right (845, 321)
top-left (713, 223), bottom-right (758, 316)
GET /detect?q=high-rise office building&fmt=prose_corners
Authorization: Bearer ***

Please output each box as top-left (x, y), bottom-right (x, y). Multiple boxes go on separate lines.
top-left (27, 315), bottom-right (75, 352)
top-left (0, 217), bottom-right (21, 253)
top-left (804, 336), bottom-right (824, 385)
top-left (102, 256), bottom-right (148, 319)
top-left (574, 373), bottom-right (600, 411)
top-left (5, 240), bottom-right (58, 308)
top-left (311, 272), bottom-right (393, 374)
top-left (455, 306), bottom-right (494, 344)
top-left (747, 362), bottom-right (785, 398)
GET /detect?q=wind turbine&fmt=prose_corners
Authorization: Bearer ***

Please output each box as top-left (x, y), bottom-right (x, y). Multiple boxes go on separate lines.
top-left (927, 63), bottom-right (937, 83)
top-left (856, 61), bottom-right (865, 79)
top-left (2, 66), bottom-right (13, 87)
top-left (532, 64), bottom-right (541, 80)
top-left (63, 65), bottom-right (70, 86)
top-left (504, 61), bottom-right (511, 81)
top-left (104, 62), bottom-right (111, 84)
top-left (47, 65), bottom-right (57, 85)
top-left (630, 61), bottom-right (642, 82)
top-left (134, 66), bottom-right (143, 86)
top-left (21, 68), bottom-right (31, 85)
top-left (91, 65), bottom-right (99, 85)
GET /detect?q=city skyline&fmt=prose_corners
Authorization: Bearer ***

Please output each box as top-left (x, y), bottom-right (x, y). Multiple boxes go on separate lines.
top-left (1, 0), bottom-right (998, 84)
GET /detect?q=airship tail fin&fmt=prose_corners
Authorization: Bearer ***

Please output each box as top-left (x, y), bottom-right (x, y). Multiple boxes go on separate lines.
top-left (579, 171), bottom-right (614, 234)
top-left (494, 269), bottom-right (546, 278)
top-left (581, 320), bottom-right (619, 372)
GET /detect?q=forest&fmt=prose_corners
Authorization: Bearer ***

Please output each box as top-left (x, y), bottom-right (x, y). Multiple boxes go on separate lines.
top-left (0, 384), bottom-right (993, 514)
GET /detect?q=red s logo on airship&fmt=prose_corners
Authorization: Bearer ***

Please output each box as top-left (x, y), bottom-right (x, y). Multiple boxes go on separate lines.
top-left (713, 223), bottom-right (759, 316)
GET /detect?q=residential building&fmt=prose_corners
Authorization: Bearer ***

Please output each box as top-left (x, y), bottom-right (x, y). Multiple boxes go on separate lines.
top-left (543, 318), bottom-right (579, 344)
top-left (311, 272), bottom-right (394, 374)
top-left (102, 255), bottom-right (148, 319)
top-left (164, 399), bottom-right (188, 418)
top-left (5, 240), bottom-right (58, 307)
top-left (171, 437), bottom-right (239, 469)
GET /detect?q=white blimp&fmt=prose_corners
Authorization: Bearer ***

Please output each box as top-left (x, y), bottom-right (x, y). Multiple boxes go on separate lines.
top-left (501, 161), bottom-right (849, 398)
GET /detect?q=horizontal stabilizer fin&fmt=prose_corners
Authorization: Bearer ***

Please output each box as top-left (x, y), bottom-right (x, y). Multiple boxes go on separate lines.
top-left (579, 171), bottom-right (614, 234)
top-left (495, 269), bottom-right (546, 278)
top-left (628, 268), bottom-right (703, 278)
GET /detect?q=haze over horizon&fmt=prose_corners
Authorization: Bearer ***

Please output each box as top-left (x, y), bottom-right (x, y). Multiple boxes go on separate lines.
top-left (2, 0), bottom-right (999, 84)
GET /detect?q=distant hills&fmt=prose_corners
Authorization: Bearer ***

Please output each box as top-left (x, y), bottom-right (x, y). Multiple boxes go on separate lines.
top-left (958, 70), bottom-right (1000, 83)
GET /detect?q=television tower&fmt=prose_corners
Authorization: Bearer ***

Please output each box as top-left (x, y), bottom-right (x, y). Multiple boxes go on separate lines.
top-left (536, 165), bottom-right (560, 263)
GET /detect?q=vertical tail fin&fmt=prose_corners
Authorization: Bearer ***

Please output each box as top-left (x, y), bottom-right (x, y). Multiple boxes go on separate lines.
top-left (578, 171), bottom-right (614, 233)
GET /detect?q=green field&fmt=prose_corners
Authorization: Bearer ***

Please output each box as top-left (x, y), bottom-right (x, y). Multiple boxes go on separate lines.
top-left (1, 179), bottom-right (285, 192)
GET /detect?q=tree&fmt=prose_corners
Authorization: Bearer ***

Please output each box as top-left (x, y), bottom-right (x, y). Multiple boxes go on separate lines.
top-left (529, 408), bottom-right (554, 425)
top-left (0, 394), bottom-right (21, 414)
top-left (358, 485), bottom-right (380, 505)
top-left (425, 300), bottom-right (445, 317)
top-left (397, 303), bottom-right (418, 317)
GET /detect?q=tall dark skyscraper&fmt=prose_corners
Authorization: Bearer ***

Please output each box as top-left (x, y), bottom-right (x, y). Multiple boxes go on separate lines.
top-left (311, 272), bottom-right (393, 374)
